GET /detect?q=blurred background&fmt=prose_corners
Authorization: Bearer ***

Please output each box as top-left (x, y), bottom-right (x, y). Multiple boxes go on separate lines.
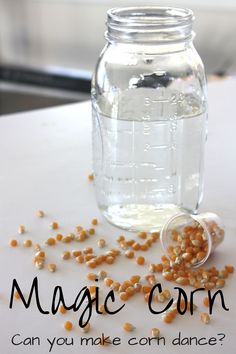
top-left (0, 0), bottom-right (236, 115)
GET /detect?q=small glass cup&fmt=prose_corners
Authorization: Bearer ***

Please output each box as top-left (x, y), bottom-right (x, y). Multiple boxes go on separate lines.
top-left (160, 212), bottom-right (225, 268)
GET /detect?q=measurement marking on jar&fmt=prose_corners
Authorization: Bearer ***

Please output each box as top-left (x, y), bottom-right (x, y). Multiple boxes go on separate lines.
top-left (144, 143), bottom-right (169, 151)
top-left (109, 161), bottom-right (166, 171)
top-left (140, 162), bottom-right (165, 171)
top-left (103, 176), bottom-right (168, 185)
top-left (110, 161), bottom-right (138, 168)
top-left (151, 188), bottom-right (172, 193)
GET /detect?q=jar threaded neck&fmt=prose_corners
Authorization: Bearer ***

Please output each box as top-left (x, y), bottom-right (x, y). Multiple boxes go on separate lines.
top-left (106, 7), bottom-right (194, 44)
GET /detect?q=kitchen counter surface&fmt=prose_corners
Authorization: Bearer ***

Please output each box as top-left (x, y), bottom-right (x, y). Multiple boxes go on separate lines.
top-left (0, 77), bottom-right (235, 354)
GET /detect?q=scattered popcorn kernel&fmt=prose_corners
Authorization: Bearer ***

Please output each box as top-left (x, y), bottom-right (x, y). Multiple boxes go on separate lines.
top-left (36, 210), bottom-right (45, 218)
top-left (126, 286), bottom-right (135, 297)
top-left (125, 250), bottom-right (134, 259)
top-left (88, 285), bottom-right (97, 294)
top-left (155, 263), bottom-right (163, 272)
top-left (69, 233), bottom-right (75, 240)
top-left (18, 224), bottom-right (26, 234)
top-left (48, 263), bottom-right (57, 272)
top-left (71, 250), bottom-right (82, 258)
top-left (201, 312), bottom-right (210, 324)
top-left (75, 225), bottom-right (83, 233)
top-left (50, 222), bottom-right (59, 230)
top-left (162, 289), bottom-right (171, 300)
top-left (104, 277), bottom-right (113, 287)
top-left (62, 235), bottom-right (72, 243)
top-left (85, 254), bottom-right (95, 262)
top-left (105, 256), bottom-right (115, 264)
top-left (88, 174), bottom-right (94, 181)
top-left (123, 322), bottom-right (135, 332)
top-left (151, 232), bottom-right (159, 241)
top-left (151, 328), bottom-right (160, 337)
top-left (45, 237), bottom-right (56, 246)
top-left (97, 239), bottom-right (106, 248)
top-left (215, 279), bottom-right (225, 288)
top-left (35, 260), bottom-right (44, 269)
top-left (140, 244), bottom-right (149, 251)
top-left (158, 293), bottom-right (166, 303)
top-left (75, 230), bottom-right (87, 241)
top-left (117, 235), bottom-right (125, 242)
top-left (162, 313), bottom-right (174, 324)
top-left (59, 305), bottom-right (67, 314)
top-left (136, 255), bottom-right (145, 265)
top-left (35, 250), bottom-right (45, 258)
top-left (225, 265), bottom-right (234, 274)
top-left (138, 231), bottom-right (147, 239)
top-left (34, 243), bottom-right (41, 252)
top-left (203, 297), bottom-right (209, 307)
top-left (64, 321), bottom-right (73, 331)
top-left (9, 239), bottom-right (18, 247)
top-left (142, 285), bottom-right (151, 294)
top-left (81, 323), bottom-right (91, 333)
top-left (148, 263), bottom-right (156, 273)
top-left (86, 259), bottom-right (97, 269)
top-left (99, 304), bottom-right (106, 314)
top-left (98, 270), bottom-right (107, 279)
top-left (91, 218), bottom-right (98, 225)
top-left (134, 282), bottom-right (142, 292)
top-left (119, 292), bottom-right (129, 301)
top-left (61, 251), bottom-right (71, 260)
top-left (130, 275), bottom-right (140, 284)
top-left (111, 281), bottom-right (120, 292)
top-left (132, 242), bottom-right (141, 251)
top-left (14, 291), bottom-right (21, 300)
top-left (144, 292), bottom-right (150, 302)
top-left (83, 247), bottom-right (93, 255)
top-left (23, 239), bottom-right (32, 247)
top-left (75, 255), bottom-right (84, 263)
top-left (87, 273), bottom-right (97, 281)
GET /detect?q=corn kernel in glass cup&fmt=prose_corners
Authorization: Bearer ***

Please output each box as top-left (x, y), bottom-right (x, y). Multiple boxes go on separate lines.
top-left (160, 212), bottom-right (225, 268)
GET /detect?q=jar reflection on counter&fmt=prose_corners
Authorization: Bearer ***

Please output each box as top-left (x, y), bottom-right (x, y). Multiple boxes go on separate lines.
top-left (91, 7), bottom-right (207, 231)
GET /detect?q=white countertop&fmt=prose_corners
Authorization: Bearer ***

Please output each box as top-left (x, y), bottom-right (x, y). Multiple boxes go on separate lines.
top-left (0, 78), bottom-right (235, 354)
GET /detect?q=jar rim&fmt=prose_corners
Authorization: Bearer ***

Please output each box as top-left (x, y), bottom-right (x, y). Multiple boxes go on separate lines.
top-left (106, 7), bottom-right (194, 44)
top-left (107, 7), bottom-right (193, 27)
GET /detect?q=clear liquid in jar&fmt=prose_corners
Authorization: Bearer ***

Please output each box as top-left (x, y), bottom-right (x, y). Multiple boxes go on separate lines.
top-left (92, 92), bottom-right (206, 231)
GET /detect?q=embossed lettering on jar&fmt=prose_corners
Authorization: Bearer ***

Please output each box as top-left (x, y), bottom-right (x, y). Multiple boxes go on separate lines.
top-left (91, 7), bottom-right (207, 231)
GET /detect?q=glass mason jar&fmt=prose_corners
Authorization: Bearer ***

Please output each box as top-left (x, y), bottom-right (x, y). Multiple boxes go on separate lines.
top-left (91, 7), bottom-right (207, 231)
